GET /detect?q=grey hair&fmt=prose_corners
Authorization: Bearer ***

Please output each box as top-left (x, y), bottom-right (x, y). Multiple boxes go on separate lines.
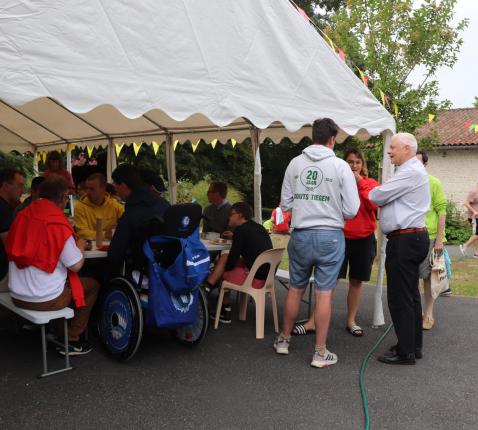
top-left (393, 132), bottom-right (418, 153)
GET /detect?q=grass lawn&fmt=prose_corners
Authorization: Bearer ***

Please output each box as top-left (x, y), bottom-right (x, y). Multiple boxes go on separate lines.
top-left (271, 234), bottom-right (478, 297)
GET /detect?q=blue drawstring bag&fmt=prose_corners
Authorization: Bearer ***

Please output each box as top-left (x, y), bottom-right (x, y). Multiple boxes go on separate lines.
top-left (143, 228), bottom-right (209, 328)
top-left (443, 248), bottom-right (452, 280)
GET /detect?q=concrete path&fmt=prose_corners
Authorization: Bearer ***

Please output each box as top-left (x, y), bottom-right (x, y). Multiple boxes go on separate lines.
top-left (0, 283), bottom-right (477, 429)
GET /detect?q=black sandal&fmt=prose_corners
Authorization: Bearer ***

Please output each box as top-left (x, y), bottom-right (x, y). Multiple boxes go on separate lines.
top-left (292, 323), bottom-right (315, 336)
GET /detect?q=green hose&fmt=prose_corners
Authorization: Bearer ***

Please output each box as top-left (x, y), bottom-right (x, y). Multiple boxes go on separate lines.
top-left (359, 323), bottom-right (394, 430)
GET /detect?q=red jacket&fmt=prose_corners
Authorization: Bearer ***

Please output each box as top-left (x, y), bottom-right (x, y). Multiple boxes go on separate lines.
top-left (5, 199), bottom-right (85, 307)
top-left (344, 177), bottom-right (379, 239)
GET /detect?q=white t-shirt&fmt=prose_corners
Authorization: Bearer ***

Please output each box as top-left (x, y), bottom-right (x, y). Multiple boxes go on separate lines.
top-left (9, 236), bottom-right (83, 303)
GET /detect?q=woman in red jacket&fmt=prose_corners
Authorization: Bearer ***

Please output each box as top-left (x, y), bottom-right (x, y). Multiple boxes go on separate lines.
top-left (293, 148), bottom-right (379, 337)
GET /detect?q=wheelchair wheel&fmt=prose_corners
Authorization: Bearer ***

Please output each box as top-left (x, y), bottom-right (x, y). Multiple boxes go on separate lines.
top-left (98, 277), bottom-right (143, 361)
top-left (174, 288), bottom-right (209, 346)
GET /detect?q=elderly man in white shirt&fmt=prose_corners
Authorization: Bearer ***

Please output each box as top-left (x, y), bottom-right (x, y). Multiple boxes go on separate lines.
top-left (370, 132), bottom-right (430, 365)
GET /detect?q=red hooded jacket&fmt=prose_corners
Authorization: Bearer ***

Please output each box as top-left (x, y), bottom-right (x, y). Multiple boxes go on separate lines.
top-left (6, 199), bottom-right (85, 307)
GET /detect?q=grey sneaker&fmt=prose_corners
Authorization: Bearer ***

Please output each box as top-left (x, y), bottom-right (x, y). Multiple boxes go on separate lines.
top-left (274, 335), bottom-right (290, 355)
top-left (311, 349), bottom-right (338, 368)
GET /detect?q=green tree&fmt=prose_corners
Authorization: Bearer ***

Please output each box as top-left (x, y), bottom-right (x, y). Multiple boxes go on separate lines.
top-left (473, 96), bottom-right (478, 108)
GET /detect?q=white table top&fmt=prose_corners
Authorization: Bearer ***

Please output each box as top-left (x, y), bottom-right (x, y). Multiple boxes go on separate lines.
top-left (84, 239), bottom-right (231, 259)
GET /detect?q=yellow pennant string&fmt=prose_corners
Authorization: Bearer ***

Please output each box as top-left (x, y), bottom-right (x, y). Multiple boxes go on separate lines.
top-left (133, 142), bottom-right (143, 156)
top-left (42, 152), bottom-right (47, 163)
top-left (231, 138), bottom-right (237, 149)
top-left (191, 140), bottom-right (200, 153)
top-left (115, 143), bottom-right (125, 157)
top-left (394, 103), bottom-right (399, 121)
top-left (87, 146), bottom-right (94, 158)
top-left (67, 143), bottom-right (75, 154)
top-left (475, 124), bottom-right (478, 133)
top-left (428, 114), bottom-right (436, 123)
top-left (152, 140), bottom-right (160, 155)
top-left (173, 140), bottom-right (179, 151)
top-left (379, 90), bottom-right (386, 105)
top-left (211, 138), bottom-right (218, 149)
top-left (323, 33), bottom-right (335, 51)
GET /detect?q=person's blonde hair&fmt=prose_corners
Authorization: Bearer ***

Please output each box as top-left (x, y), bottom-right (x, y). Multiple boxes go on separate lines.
top-left (344, 147), bottom-right (368, 177)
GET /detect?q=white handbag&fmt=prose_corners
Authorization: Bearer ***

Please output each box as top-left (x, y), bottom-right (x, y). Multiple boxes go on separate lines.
top-left (429, 250), bottom-right (449, 299)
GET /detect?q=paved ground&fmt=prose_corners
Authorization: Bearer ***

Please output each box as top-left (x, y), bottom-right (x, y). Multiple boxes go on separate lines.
top-left (0, 282), bottom-right (477, 430)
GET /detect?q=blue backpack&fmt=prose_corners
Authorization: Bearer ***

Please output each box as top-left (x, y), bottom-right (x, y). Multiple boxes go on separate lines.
top-left (143, 227), bottom-right (210, 328)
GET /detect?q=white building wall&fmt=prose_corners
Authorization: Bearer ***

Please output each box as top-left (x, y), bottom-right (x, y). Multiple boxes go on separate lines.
top-left (427, 147), bottom-right (478, 211)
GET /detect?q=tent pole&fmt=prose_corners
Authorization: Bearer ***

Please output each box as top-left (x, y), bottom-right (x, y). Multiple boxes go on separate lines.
top-left (165, 134), bottom-right (177, 204)
top-left (106, 138), bottom-right (116, 182)
top-left (33, 148), bottom-right (39, 176)
top-left (250, 126), bottom-right (262, 224)
top-left (372, 130), bottom-right (394, 327)
top-left (66, 144), bottom-right (72, 173)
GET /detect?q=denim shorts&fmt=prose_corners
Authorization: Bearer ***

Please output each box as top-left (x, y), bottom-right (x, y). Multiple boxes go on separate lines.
top-left (288, 229), bottom-right (345, 291)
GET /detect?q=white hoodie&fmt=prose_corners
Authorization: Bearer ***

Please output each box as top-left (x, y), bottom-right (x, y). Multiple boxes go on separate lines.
top-left (280, 145), bottom-right (360, 230)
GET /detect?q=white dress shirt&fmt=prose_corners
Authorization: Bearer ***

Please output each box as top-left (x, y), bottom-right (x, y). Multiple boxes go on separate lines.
top-left (369, 157), bottom-right (430, 234)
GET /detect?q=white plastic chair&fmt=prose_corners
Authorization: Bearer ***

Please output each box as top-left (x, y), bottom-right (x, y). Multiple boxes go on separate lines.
top-left (214, 248), bottom-right (285, 339)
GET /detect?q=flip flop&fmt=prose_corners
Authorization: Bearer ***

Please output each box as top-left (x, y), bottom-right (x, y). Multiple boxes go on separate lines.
top-left (292, 323), bottom-right (315, 336)
top-left (346, 325), bottom-right (364, 337)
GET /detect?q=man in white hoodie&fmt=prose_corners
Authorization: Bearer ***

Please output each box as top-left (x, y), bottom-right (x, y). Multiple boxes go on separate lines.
top-left (274, 118), bottom-right (360, 368)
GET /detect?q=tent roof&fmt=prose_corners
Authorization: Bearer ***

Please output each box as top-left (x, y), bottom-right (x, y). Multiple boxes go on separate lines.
top-left (0, 0), bottom-right (395, 152)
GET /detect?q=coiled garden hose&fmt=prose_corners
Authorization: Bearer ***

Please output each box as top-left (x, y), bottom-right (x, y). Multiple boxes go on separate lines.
top-left (359, 322), bottom-right (394, 430)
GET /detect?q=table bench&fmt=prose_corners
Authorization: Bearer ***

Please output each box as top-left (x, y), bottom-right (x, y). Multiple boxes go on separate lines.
top-left (275, 269), bottom-right (314, 319)
top-left (0, 292), bottom-right (74, 378)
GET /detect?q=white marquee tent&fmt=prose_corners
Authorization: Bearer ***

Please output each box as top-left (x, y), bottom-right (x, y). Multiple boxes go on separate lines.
top-left (0, 0), bottom-right (395, 325)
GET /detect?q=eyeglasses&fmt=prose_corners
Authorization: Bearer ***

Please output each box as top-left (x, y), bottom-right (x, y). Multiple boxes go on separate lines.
top-left (347, 160), bottom-right (362, 165)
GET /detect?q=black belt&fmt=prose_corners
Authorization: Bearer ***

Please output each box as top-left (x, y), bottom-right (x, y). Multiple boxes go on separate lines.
top-left (386, 228), bottom-right (427, 239)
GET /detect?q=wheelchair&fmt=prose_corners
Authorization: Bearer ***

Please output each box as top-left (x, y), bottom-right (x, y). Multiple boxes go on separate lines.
top-left (98, 203), bottom-right (210, 361)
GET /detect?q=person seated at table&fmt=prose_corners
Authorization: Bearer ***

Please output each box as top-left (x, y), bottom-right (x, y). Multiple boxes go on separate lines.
top-left (6, 176), bottom-right (100, 355)
top-left (74, 173), bottom-right (124, 240)
top-left (107, 164), bottom-right (170, 276)
top-left (0, 168), bottom-right (26, 292)
top-left (204, 202), bottom-right (273, 324)
top-left (43, 151), bottom-right (75, 194)
top-left (203, 181), bottom-right (232, 238)
top-left (13, 176), bottom-right (45, 217)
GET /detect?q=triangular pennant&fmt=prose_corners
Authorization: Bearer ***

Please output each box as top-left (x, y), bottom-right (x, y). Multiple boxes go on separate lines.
top-left (357, 68), bottom-right (368, 86)
top-left (294, 5), bottom-right (309, 22)
top-left (211, 138), bottom-right (218, 149)
top-left (338, 49), bottom-right (346, 62)
top-left (36, 152), bottom-right (42, 162)
top-left (394, 103), bottom-right (399, 121)
top-left (428, 114), bottom-right (436, 123)
top-left (379, 90), bottom-right (386, 106)
top-left (231, 138), bottom-right (237, 149)
top-left (133, 142), bottom-right (143, 156)
top-left (42, 152), bottom-right (47, 163)
top-left (66, 143), bottom-right (75, 154)
top-left (87, 146), bottom-right (94, 158)
top-left (465, 122), bottom-right (471, 130)
top-left (469, 124), bottom-right (475, 133)
top-left (191, 140), bottom-right (200, 153)
top-left (152, 140), bottom-right (160, 155)
top-left (323, 33), bottom-right (335, 51)
top-left (173, 140), bottom-right (179, 151)
top-left (115, 143), bottom-right (125, 157)
top-left (475, 124), bottom-right (478, 133)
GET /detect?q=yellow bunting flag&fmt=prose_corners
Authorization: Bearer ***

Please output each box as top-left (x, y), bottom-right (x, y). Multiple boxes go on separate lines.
top-left (191, 140), bottom-right (200, 153)
top-left (35, 152), bottom-right (41, 162)
top-left (475, 124), bottom-right (478, 133)
top-left (133, 142), bottom-right (143, 156)
top-left (67, 143), bottom-right (75, 154)
top-left (231, 138), bottom-right (237, 149)
top-left (428, 114), bottom-right (436, 123)
top-left (394, 103), bottom-right (399, 121)
top-left (323, 33), bottom-right (335, 51)
top-left (115, 143), bottom-right (125, 157)
top-left (173, 140), bottom-right (179, 151)
top-left (152, 140), bottom-right (160, 155)
top-left (211, 138), bottom-right (218, 149)
top-left (379, 90), bottom-right (386, 106)
top-left (87, 146), bottom-right (94, 158)
top-left (42, 152), bottom-right (47, 163)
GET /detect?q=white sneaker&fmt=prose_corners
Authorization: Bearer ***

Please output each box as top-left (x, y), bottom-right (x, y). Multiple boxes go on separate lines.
top-left (459, 244), bottom-right (467, 256)
top-left (311, 349), bottom-right (338, 368)
top-left (274, 335), bottom-right (290, 355)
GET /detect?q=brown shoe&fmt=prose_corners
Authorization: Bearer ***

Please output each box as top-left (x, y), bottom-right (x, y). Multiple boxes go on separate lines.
top-left (423, 316), bottom-right (434, 330)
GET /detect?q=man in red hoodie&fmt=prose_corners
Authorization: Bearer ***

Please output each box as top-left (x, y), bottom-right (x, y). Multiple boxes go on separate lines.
top-left (6, 176), bottom-right (100, 356)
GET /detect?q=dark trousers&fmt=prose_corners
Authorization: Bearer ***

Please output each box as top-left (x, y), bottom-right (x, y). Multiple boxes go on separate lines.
top-left (385, 231), bottom-right (429, 356)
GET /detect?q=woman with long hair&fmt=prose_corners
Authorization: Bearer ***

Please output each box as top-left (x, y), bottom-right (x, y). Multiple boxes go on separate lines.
top-left (292, 148), bottom-right (379, 337)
